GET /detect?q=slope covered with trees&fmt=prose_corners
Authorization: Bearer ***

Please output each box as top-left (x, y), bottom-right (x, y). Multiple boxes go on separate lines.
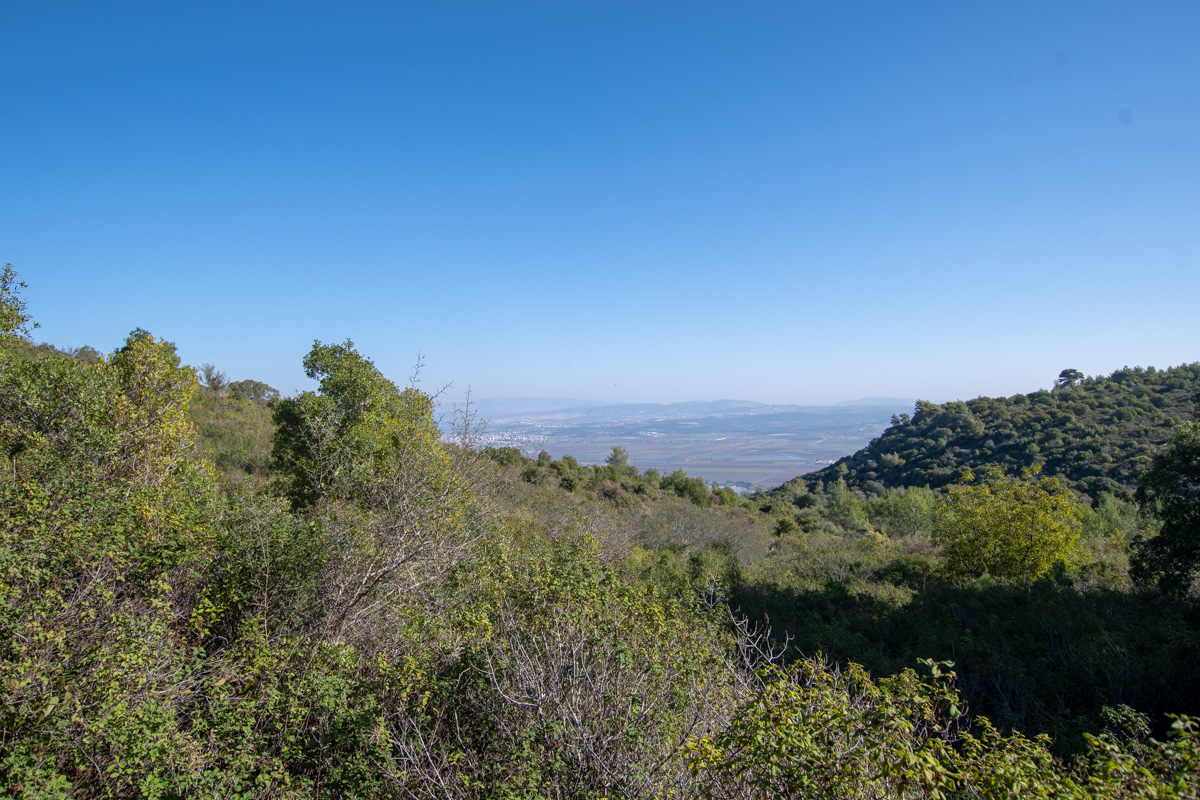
top-left (3, 265), bottom-right (1200, 798)
top-left (780, 365), bottom-right (1200, 502)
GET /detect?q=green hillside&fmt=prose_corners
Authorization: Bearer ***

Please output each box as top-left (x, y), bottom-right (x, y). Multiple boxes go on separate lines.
top-left (4, 267), bottom-right (1200, 797)
top-left (783, 364), bottom-right (1200, 502)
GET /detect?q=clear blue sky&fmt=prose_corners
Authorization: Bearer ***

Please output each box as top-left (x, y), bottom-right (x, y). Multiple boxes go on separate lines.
top-left (3, 2), bottom-right (1197, 405)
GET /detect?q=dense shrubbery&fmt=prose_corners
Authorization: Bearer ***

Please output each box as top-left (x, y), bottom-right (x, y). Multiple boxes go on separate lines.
top-left (786, 364), bottom-right (1200, 502)
top-left (3, 269), bottom-right (1199, 797)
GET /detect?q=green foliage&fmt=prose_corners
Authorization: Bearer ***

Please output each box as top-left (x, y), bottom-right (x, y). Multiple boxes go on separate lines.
top-left (692, 657), bottom-right (1200, 799)
top-left (483, 446), bottom-right (529, 467)
top-left (787, 363), bottom-right (1200, 502)
top-left (1057, 368), bottom-right (1085, 389)
top-left (5, 281), bottom-right (1200, 797)
top-left (604, 444), bottom-right (629, 467)
top-left (826, 477), bottom-right (870, 532)
top-left (441, 536), bottom-right (736, 798)
top-left (270, 339), bottom-right (449, 510)
top-left (228, 378), bottom-right (279, 405)
top-left (0, 264), bottom-right (37, 340)
top-left (690, 658), bottom-right (963, 799)
top-left (661, 468), bottom-right (714, 507)
top-left (868, 486), bottom-right (938, 539)
top-left (934, 467), bottom-right (1084, 581)
top-left (713, 485), bottom-right (741, 507)
top-left (0, 327), bottom-right (222, 795)
top-left (189, 382), bottom-right (275, 479)
top-left (1132, 421), bottom-right (1200, 597)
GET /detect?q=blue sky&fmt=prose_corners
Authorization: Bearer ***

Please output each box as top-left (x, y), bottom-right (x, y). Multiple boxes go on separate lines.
top-left (3, 2), bottom-right (1197, 405)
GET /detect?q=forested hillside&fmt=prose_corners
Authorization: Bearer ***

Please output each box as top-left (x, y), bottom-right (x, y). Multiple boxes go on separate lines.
top-left (780, 365), bottom-right (1200, 502)
top-left (3, 267), bottom-right (1200, 798)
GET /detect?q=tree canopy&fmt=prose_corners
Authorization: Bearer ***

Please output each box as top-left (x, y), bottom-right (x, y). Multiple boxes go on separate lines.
top-left (1132, 420), bottom-right (1200, 597)
top-left (780, 363), bottom-right (1199, 502)
top-left (0, 264), bottom-right (36, 340)
top-left (270, 339), bottom-right (446, 510)
top-left (934, 466), bottom-right (1084, 580)
top-left (4, 273), bottom-right (1200, 797)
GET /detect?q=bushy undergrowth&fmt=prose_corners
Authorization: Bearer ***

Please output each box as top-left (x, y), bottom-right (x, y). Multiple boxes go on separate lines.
top-left (2, 271), bottom-right (1199, 798)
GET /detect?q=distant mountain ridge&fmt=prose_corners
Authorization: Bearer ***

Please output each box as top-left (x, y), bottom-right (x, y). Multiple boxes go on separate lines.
top-left (835, 396), bottom-right (919, 408)
top-left (473, 397), bottom-right (917, 423)
top-left (775, 363), bottom-right (1200, 501)
top-left (468, 397), bottom-right (607, 416)
top-left (474, 398), bottom-right (764, 421)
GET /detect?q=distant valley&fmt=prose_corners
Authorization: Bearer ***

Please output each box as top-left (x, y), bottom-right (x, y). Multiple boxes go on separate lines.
top-left (467, 397), bottom-right (915, 490)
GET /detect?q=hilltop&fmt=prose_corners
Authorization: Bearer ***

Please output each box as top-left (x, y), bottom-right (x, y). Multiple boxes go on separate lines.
top-left (776, 364), bottom-right (1199, 501)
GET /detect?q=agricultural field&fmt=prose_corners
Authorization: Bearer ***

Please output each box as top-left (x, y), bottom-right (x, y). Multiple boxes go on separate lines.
top-left (473, 399), bottom-right (911, 489)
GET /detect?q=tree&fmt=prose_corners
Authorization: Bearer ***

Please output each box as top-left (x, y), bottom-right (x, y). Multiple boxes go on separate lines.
top-left (228, 378), bottom-right (279, 405)
top-left (0, 263), bottom-right (37, 340)
top-left (826, 477), bottom-right (869, 532)
top-left (269, 340), bottom-right (478, 638)
top-left (1132, 421), bottom-right (1200, 597)
top-left (199, 363), bottom-right (228, 395)
top-left (64, 344), bottom-right (102, 364)
top-left (271, 339), bottom-right (443, 509)
top-left (605, 444), bottom-right (629, 468)
top-left (1055, 368), bottom-right (1084, 389)
top-left (933, 466), bottom-right (1083, 580)
top-left (661, 468), bottom-right (713, 507)
top-left (0, 325), bottom-right (220, 791)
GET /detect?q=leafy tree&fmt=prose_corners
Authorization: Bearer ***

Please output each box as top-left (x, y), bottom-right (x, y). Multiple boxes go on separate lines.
top-left (867, 485), bottom-right (938, 538)
top-left (690, 659), bottom-right (964, 799)
top-left (64, 344), bottom-right (102, 364)
top-left (934, 466), bottom-right (1084, 580)
top-left (228, 378), bottom-right (279, 405)
top-left (661, 468), bottom-right (714, 507)
top-left (0, 325), bottom-right (220, 792)
top-left (199, 362), bottom-right (229, 394)
top-left (1056, 368), bottom-right (1085, 389)
top-left (189, 384), bottom-right (275, 478)
top-left (271, 339), bottom-right (445, 509)
top-left (484, 445), bottom-right (527, 467)
top-left (713, 485), bottom-right (740, 507)
top-left (605, 444), bottom-right (630, 468)
top-left (269, 340), bottom-right (477, 639)
top-left (0, 264), bottom-right (37, 340)
top-left (1132, 421), bottom-right (1200, 597)
top-left (825, 477), bottom-right (869, 532)
top-left (642, 466), bottom-right (660, 488)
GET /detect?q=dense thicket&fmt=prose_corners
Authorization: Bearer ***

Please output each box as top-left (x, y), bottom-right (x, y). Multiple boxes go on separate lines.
top-left (2, 267), bottom-right (1199, 798)
top-left (778, 365), bottom-right (1200, 502)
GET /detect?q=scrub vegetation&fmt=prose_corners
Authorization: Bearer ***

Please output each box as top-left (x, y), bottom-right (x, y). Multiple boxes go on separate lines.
top-left (3, 266), bottom-right (1200, 798)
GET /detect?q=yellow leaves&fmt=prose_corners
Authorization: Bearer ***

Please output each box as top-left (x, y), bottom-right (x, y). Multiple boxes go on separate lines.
top-left (684, 735), bottom-right (722, 773)
top-left (935, 466), bottom-right (1085, 581)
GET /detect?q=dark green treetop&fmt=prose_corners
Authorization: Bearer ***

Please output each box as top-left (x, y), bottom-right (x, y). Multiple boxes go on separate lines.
top-left (1132, 420), bottom-right (1200, 597)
